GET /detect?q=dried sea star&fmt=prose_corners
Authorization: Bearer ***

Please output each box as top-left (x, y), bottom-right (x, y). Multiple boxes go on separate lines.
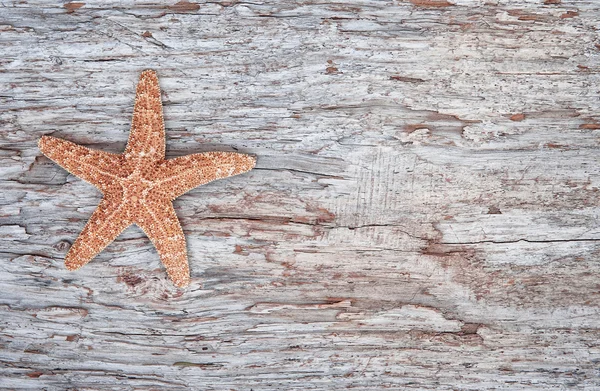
top-left (38, 70), bottom-right (256, 287)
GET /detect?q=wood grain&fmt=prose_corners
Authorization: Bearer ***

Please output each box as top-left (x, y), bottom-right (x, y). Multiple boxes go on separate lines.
top-left (1, 0), bottom-right (600, 389)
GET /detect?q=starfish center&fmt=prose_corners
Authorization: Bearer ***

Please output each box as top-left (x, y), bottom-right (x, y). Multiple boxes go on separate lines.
top-left (122, 172), bottom-right (153, 206)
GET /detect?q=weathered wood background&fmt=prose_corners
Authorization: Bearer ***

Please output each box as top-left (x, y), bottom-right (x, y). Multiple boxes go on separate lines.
top-left (1, 0), bottom-right (600, 389)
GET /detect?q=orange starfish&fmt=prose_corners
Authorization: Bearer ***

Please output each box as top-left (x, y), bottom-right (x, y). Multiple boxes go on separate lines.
top-left (38, 70), bottom-right (256, 287)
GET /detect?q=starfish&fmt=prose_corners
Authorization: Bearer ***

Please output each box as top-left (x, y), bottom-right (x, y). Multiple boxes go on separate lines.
top-left (38, 70), bottom-right (256, 287)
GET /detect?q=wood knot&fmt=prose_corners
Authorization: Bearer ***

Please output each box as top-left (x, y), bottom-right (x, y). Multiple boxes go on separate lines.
top-left (54, 240), bottom-right (71, 253)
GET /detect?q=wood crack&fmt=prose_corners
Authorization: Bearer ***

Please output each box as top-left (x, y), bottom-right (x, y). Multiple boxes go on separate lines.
top-left (441, 238), bottom-right (600, 245)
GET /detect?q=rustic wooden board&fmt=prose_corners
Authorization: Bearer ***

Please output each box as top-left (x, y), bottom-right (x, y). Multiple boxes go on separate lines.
top-left (1, 0), bottom-right (600, 389)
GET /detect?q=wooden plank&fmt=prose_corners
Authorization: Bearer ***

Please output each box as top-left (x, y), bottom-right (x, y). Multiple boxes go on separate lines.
top-left (1, 0), bottom-right (600, 389)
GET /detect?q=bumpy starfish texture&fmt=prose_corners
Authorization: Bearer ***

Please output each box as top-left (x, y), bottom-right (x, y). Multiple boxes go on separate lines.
top-left (39, 70), bottom-right (256, 287)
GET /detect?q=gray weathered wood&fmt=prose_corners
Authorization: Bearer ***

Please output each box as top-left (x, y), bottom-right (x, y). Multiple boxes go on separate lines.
top-left (1, 0), bottom-right (600, 389)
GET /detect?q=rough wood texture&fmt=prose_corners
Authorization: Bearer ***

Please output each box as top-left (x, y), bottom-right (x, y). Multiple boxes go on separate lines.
top-left (1, 1), bottom-right (600, 389)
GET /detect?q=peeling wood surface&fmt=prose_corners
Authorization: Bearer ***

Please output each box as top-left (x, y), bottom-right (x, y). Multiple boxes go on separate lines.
top-left (1, 1), bottom-right (600, 389)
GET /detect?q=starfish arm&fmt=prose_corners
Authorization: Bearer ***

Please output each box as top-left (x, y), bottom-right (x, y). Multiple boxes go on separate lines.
top-left (151, 152), bottom-right (256, 200)
top-left (38, 135), bottom-right (123, 191)
top-left (124, 70), bottom-right (166, 164)
top-left (135, 201), bottom-right (190, 287)
top-left (65, 194), bottom-right (131, 271)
